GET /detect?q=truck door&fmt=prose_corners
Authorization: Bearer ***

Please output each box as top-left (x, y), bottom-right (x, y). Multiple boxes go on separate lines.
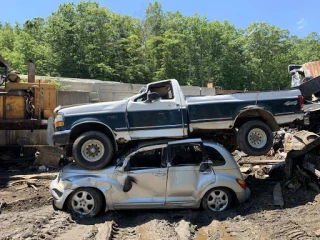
top-left (126, 80), bottom-right (186, 139)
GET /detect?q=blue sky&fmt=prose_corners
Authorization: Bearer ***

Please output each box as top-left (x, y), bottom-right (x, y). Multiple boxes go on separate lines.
top-left (1, 0), bottom-right (319, 37)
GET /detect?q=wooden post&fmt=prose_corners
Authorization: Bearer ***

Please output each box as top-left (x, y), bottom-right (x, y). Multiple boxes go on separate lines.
top-left (28, 61), bottom-right (35, 83)
top-left (238, 159), bottom-right (284, 165)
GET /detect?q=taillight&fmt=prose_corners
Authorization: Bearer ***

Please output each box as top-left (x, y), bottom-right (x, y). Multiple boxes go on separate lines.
top-left (236, 179), bottom-right (247, 189)
top-left (298, 95), bottom-right (303, 109)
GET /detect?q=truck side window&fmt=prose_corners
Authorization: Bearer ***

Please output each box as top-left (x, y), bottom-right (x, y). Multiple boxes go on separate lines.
top-left (205, 146), bottom-right (226, 166)
top-left (130, 148), bottom-right (163, 169)
top-left (150, 82), bottom-right (174, 100)
top-left (134, 82), bottom-right (174, 102)
top-left (171, 143), bottom-right (203, 166)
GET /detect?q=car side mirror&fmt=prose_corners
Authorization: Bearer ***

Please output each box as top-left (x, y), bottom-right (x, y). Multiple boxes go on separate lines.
top-left (199, 160), bottom-right (213, 173)
top-left (146, 92), bottom-right (160, 103)
top-left (123, 176), bottom-right (137, 192)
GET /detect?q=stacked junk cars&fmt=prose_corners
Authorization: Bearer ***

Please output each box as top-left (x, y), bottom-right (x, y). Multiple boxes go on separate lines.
top-left (49, 60), bottom-right (320, 216)
top-left (2, 55), bottom-right (320, 216)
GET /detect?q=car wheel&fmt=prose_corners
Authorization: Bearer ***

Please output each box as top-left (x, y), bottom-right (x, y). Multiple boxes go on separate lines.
top-left (72, 131), bottom-right (113, 170)
top-left (67, 188), bottom-right (103, 217)
top-left (202, 188), bottom-right (233, 212)
top-left (237, 120), bottom-right (273, 156)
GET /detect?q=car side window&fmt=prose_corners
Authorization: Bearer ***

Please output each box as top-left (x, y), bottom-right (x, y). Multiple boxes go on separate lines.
top-left (130, 148), bottom-right (163, 169)
top-left (205, 146), bottom-right (226, 166)
top-left (171, 143), bottom-right (203, 166)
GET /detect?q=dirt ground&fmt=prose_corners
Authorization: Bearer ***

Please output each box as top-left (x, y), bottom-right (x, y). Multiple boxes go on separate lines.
top-left (0, 162), bottom-right (319, 240)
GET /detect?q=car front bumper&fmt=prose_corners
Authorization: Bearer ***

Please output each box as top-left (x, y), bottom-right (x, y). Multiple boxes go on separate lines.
top-left (52, 130), bottom-right (71, 145)
top-left (50, 178), bottom-right (73, 210)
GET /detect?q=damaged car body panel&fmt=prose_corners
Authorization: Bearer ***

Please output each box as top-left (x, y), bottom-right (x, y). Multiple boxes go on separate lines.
top-left (112, 144), bottom-right (168, 209)
top-left (50, 139), bottom-right (250, 216)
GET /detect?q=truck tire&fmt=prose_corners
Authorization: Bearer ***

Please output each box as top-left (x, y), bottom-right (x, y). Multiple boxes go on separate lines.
top-left (237, 120), bottom-right (273, 156)
top-left (72, 131), bottom-right (113, 170)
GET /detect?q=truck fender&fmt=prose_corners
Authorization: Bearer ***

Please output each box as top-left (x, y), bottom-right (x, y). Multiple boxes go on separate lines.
top-left (70, 120), bottom-right (118, 151)
top-left (234, 106), bottom-right (279, 131)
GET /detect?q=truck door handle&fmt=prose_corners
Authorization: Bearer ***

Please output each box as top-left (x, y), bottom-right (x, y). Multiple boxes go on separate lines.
top-left (155, 172), bottom-right (166, 177)
top-left (176, 104), bottom-right (180, 106)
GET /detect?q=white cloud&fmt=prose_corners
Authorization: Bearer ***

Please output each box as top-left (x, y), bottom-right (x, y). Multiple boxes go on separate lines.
top-left (296, 18), bottom-right (307, 30)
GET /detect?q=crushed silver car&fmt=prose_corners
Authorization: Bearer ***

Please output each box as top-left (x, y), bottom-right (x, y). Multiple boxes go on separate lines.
top-left (50, 139), bottom-right (250, 217)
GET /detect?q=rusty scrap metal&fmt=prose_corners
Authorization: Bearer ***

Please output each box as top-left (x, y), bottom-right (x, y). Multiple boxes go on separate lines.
top-left (284, 130), bottom-right (319, 152)
top-left (303, 60), bottom-right (320, 79)
top-left (289, 60), bottom-right (320, 97)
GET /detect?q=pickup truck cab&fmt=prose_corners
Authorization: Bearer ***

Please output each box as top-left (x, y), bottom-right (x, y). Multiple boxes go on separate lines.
top-left (53, 79), bottom-right (303, 170)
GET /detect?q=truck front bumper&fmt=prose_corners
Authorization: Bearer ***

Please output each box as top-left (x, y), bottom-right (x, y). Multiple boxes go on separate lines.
top-left (53, 130), bottom-right (71, 145)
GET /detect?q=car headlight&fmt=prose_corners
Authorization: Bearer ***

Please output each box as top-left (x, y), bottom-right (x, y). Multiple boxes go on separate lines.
top-left (58, 180), bottom-right (72, 189)
top-left (55, 114), bottom-right (64, 127)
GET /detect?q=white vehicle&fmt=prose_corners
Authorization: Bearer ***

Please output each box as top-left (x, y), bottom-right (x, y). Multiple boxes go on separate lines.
top-left (50, 139), bottom-right (250, 217)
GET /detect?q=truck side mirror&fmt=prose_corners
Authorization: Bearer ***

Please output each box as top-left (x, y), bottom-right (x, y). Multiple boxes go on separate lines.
top-left (146, 92), bottom-right (160, 103)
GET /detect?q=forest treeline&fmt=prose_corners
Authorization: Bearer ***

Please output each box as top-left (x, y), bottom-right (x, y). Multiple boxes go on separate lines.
top-left (0, 1), bottom-right (319, 90)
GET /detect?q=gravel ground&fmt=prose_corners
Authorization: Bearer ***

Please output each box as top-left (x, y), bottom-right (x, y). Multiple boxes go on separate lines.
top-left (0, 167), bottom-right (319, 240)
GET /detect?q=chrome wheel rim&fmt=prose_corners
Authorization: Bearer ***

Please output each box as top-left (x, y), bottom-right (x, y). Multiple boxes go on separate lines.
top-left (247, 128), bottom-right (267, 148)
top-left (207, 189), bottom-right (229, 211)
top-left (71, 191), bottom-right (95, 215)
top-left (81, 139), bottom-right (105, 162)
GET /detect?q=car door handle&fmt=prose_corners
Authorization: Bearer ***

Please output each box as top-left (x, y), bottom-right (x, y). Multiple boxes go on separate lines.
top-left (155, 172), bottom-right (166, 177)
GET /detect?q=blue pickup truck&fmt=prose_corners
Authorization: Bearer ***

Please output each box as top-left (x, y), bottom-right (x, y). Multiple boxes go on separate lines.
top-left (52, 79), bottom-right (304, 169)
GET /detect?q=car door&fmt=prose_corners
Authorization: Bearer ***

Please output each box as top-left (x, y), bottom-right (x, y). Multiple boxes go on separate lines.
top-left (126, 81), bottom-right (185, 139)
top-left (113, 145), bottom-right (168, 209)
top-left (165, 140), bottom-right (216, 206)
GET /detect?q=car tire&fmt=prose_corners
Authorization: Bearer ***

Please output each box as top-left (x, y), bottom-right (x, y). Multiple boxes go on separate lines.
top-left (202, 187), bottom-right (233, 212)
top-left (237, 120), bottom-right (273, 156)
top-left (67, 188), bottom-right (103, 217)
top-left (72, 131), bottom-right (113, 170)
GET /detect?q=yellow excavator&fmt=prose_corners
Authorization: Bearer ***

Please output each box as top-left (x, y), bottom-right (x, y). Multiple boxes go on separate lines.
top-left (0, 56), bottom-right (59, 165)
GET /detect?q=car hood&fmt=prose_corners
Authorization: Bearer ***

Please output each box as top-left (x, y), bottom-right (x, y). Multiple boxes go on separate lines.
top-left (61, 163), bottom-right (116, 175)
top-left (58, 100), bottom-right (128, 116)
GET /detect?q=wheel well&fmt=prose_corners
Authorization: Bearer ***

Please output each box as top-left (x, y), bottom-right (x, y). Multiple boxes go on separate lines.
top-left (202, 186), bottom-right (237, 207)
top-left (63, 187), bottom-right (107, 213)
top-left (69, 122), bottom-right (116, 150)
top-left (234, 109), bottom-right (279, 131)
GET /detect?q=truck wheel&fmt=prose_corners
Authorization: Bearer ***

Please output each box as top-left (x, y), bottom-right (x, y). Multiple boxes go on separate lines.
top-left (72, 131), bottom-right (113, 170)
top-left (237, 120), bottom-right (273, 156)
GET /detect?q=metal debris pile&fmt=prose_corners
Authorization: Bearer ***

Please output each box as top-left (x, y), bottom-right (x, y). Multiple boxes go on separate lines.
top-left (283, 130), bottom-right (320, 192)
top-left (235, 129), bottom-right (320, 193)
